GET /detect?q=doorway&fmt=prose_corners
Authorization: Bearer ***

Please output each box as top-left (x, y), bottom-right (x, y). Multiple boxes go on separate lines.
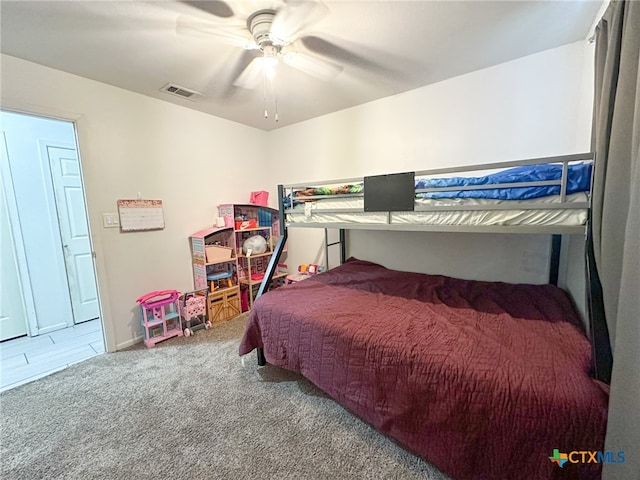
top-left (0, 110), bottom-right (103, 389)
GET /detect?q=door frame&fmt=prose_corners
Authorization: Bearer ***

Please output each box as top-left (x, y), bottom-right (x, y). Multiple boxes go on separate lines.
top-left (0, 102), bottom-right (115, 353)
top-left (0, 131), bottom-right (39, 336)
top-left (1, 109), bottom-right (104, 338)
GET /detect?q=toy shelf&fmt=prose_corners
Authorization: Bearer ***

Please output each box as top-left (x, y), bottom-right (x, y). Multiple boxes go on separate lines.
top-left (237, 251), bottom-right (275, 259)
top-left (189, 227), bottom-right (238, 294)
top-left (206, 259), bottom-right (235, 266)
top-left (217, 203), bottom-right (288, 312)
top-left (136, 290), bottom-right (182, 348)
top-left (145, 316), bottom-right (173, 327)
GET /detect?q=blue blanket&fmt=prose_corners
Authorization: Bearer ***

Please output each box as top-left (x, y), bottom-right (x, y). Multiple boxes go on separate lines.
top-left (416, 163), bottom-right (592, 200)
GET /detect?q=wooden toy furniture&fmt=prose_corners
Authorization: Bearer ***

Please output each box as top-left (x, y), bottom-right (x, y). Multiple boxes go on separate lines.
top-left (207, 271), bottom-right (233, 292)
top-left (207, 287), bottom-right (241, 324)
top-left (189, 227), bottom-right (237, 292)
top-left (189, 204), bottom-right (288, 315)
top-left (136, 290), bottom-right (182, 348)
top-left (189, 227), bottom-right (241, 323)
top-left (217, 203), bottom-right (287, 311)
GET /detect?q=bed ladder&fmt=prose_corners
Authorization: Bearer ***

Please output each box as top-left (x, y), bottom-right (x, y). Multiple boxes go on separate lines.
top-left (253, 185), bottom-right (347, 366)
top-left (253, 185), bottom-right (289, 366)
top-left (325, 228), bottom-right (347, 268)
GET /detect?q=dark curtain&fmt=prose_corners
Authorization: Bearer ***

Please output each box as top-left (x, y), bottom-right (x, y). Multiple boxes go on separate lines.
top-left (591, 2), bottom-right (640, 479)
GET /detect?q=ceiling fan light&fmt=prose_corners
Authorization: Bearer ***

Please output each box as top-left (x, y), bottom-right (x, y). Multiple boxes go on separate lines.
top-left (262, 45), bottom-right (279, 70)
top-left (264, 56), bottom-right (278, 68)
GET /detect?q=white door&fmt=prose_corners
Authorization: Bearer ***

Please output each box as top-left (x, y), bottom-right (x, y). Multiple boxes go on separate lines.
top-left (0, 166), bottom-right (28, 341)
top-left (0, 110), bottom-right (97, 335)
top-left (46, 145), bottom-right (99, 324)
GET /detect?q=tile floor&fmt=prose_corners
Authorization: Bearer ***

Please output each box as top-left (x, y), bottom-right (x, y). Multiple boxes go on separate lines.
top-left (0, 319), bottom-right (104, 392)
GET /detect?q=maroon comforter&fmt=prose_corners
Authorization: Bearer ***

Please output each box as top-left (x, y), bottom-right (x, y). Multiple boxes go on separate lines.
top-left (239, 259), bottom-right (609, 479)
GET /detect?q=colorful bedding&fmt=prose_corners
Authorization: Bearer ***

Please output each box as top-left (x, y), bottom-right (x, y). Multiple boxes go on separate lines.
top-left (239, 259), bottom-right (609, 480)
top-left (294, 184), bottom-right (363, 197)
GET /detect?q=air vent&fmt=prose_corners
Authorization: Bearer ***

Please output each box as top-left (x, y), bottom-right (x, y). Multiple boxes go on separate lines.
top-left (160, 83), bottom-right (203, 101)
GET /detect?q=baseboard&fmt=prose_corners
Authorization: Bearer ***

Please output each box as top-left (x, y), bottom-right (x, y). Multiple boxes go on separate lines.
top-left (116, 336), bottom-right (143, 351)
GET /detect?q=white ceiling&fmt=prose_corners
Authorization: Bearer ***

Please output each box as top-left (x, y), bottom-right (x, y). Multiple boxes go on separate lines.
top-left (0, 1), bottom-right (603, 131)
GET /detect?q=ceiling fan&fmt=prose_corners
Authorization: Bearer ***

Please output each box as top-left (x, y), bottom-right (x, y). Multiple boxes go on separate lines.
top-left (177, 1), bottom-right (344, 99)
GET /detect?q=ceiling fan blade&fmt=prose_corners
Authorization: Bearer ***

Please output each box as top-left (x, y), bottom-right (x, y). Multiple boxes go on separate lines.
top-left (300, 35), bottom-right (397, 76)
top-left (282, 51), bottom-right (342, 82)
top-left (176, 15), bottom-right (254, 48)
top-left (180, 1), bottom-right (235, 18)
top-left (270, 0), bottom-right (328, 45)
top-left (203, 49), bottom-right (260, 99)
top-left (233, 57), bottom-right (266, 90)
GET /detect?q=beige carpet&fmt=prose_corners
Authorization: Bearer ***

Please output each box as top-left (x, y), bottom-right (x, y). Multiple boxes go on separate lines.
top-left (0, 314), bottom-right (448, 479)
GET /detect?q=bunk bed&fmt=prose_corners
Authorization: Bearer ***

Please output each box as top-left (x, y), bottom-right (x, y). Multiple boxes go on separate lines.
top-left (239, 153), bottom-right (612, 480)
top-left (281, 153), bottom-right (592, 234)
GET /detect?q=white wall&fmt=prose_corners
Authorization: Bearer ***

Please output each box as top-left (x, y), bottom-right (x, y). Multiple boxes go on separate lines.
top-left (1, 54), bottom-right (269, 350)
top-left (266, 41), bottom-right (594, 293)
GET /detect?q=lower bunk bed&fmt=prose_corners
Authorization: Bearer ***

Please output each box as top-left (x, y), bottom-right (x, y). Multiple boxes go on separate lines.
top-left (239, 258), bottom-right (609, 480)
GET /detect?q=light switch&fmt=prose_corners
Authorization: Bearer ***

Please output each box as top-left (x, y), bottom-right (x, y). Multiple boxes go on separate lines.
top-left (103, 213), bottom-right (120, 228)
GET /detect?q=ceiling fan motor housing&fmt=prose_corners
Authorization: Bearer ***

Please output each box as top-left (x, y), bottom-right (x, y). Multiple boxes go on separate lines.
top-left (247, 9), bottom-right (278, 49)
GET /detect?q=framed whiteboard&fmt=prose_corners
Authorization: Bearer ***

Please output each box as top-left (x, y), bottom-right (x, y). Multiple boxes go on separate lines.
top-left (117, 199), bottom-right (165, 232)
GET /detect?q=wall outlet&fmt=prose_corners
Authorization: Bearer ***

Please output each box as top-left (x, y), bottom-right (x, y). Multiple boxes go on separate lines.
top-left (103, 213), bottom-right (120, 228)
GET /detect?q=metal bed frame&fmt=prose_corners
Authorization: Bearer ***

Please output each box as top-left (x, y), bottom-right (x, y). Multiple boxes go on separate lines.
top-left (253, 152), bottom-right (612, 383)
